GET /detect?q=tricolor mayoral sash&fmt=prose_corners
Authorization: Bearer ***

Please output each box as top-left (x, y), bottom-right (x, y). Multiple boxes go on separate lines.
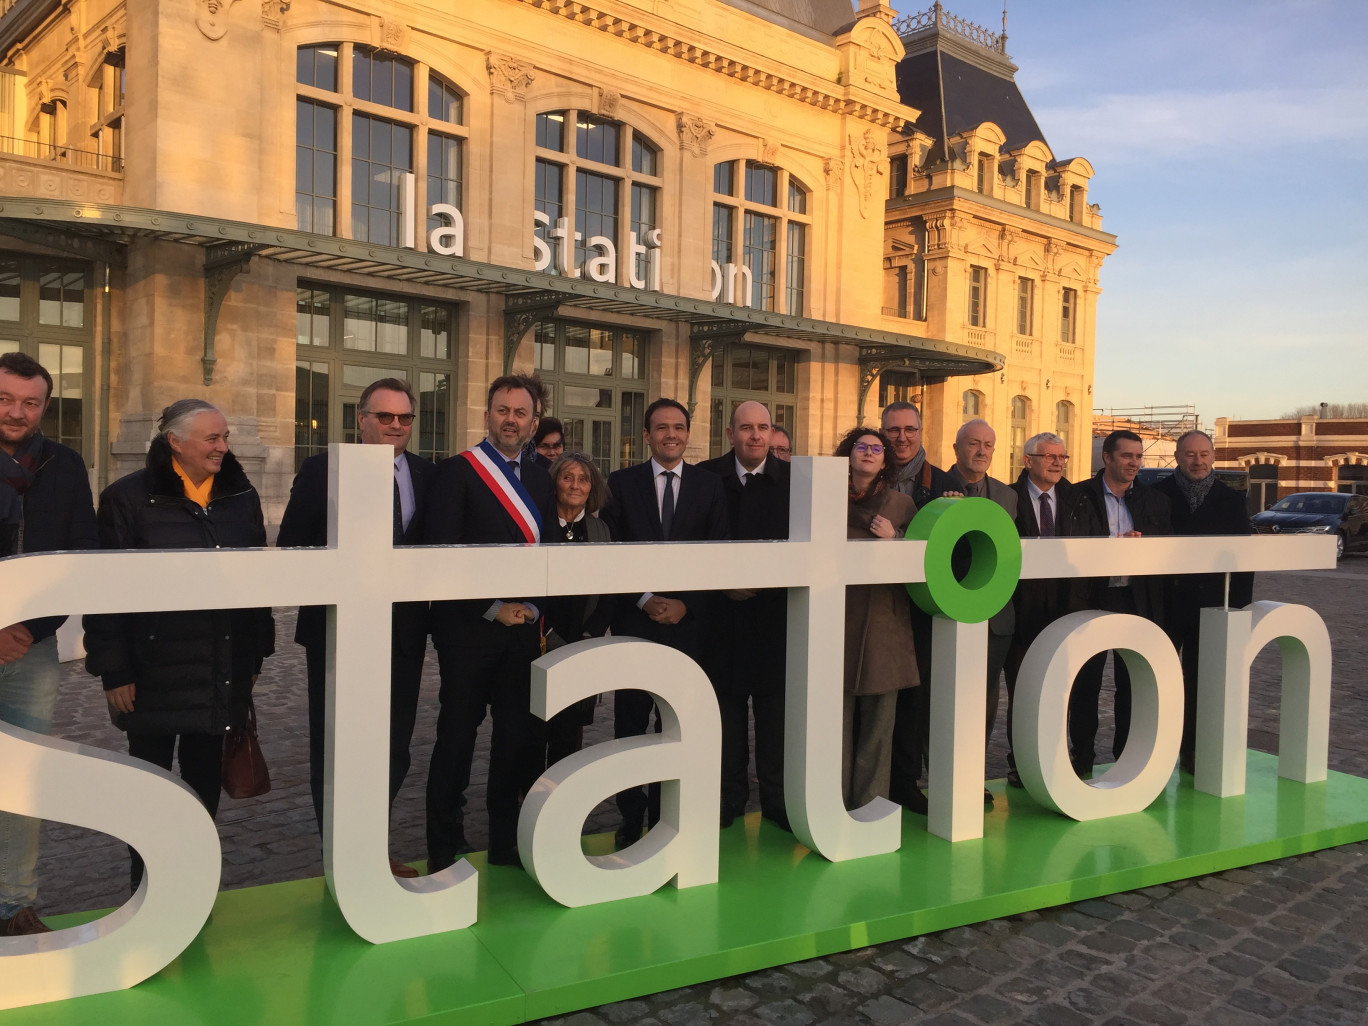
top-left (460, 439), bottom-right (543, 543)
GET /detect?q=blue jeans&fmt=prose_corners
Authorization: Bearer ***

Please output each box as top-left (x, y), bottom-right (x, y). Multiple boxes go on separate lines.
top-left (0, 636), bottom-right (60, 917)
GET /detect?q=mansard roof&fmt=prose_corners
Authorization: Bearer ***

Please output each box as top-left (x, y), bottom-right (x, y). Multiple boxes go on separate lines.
top-left (715, 0), bottom-right (857, 42)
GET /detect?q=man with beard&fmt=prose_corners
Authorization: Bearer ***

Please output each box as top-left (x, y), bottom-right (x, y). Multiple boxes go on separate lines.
top-left (1154, 430), bottom-right (1252, 773)
top-left (423, 374), bottom-right (552, 870)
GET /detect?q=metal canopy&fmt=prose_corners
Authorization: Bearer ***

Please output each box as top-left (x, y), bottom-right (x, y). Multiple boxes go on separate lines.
top-left (0, 199), bottom-right (1004, 382)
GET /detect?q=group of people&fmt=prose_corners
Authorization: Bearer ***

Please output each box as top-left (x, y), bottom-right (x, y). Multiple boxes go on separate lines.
top-left (0, 348), bottom-right (1251, 935)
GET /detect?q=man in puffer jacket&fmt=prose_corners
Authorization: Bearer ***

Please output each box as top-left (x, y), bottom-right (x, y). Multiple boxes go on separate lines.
top-left (84, 398), bottom-right (274, 890)
top-left (0, 352), bottom-right (98, 935)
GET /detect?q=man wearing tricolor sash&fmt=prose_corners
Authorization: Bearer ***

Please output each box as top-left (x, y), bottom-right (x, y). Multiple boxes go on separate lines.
top-left (423, 374), bottom-right (553, 870)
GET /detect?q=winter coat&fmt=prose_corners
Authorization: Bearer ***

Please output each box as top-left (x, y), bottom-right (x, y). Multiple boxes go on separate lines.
top-left (844, 485), bottom-right (919, 695)
top-left (0, 435), bottom-right (99, 641)
top-left (83, 436), bottom-right (275, 736)
top-left (1059, 471), bottom-right (1172, 620)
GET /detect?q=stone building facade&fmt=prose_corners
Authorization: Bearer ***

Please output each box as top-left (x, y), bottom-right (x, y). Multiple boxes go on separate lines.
top-left (1215, 416), bottom-right (1368, 511)
top-left (0, 0), bottom-right (1109, 522)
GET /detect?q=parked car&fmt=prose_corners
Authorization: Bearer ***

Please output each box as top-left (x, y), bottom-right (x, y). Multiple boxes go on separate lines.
top-left (1251, 492), bottom-right (1368, 559)
top-left (1136, 467), bottom-right (1249, 491)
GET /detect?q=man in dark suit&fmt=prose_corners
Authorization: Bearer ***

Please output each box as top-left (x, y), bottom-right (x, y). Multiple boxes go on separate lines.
top-left (422, 374), bottom-right (553, 869)
top-left (698, 400), bottom-right (791, 831)
top-left (944, 419), bottom-right (1019, 802)
top-left (1060, 429), bottom-right (1172, 775)
top-left (603, 397), bottom-right (728, 847)
top-left (1005, 431), bottom-right (1072, 787)
top-left (1154, 429), bottom-right (1252, 773)
top-left (278, 377), bottom-right (434, 878)
top-left (883, 401), bottom-right (954, 815)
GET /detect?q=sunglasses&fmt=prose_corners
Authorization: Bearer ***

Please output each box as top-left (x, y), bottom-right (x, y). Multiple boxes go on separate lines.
top-left (363, 411), bottom-right (415, 426)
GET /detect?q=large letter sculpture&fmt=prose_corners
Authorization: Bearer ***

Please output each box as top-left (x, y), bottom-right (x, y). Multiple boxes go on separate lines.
top-left (520, 637), bottom-right (721, 905)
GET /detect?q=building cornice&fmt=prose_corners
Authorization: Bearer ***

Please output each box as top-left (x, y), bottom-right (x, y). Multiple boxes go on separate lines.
top-left (887, 185), bottom-right (1118, 248)
top-left (516, 0), bottom-right (916, 130)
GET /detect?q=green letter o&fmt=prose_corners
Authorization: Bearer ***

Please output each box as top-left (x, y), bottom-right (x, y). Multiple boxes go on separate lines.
top-left (905, 497), bottom-right (1022, 623)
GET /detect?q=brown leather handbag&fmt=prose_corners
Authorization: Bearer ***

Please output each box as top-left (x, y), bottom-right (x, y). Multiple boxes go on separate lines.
top-left (222, 701), bottom-right (271, 799)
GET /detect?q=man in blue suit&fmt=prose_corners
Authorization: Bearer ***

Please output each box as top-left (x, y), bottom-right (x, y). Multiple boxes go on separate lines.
top-left (603, 398), bottom-right (728, 848)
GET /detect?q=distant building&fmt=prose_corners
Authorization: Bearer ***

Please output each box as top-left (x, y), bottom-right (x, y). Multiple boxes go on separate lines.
top-left (1215, 416), bottom-right (1368, 510)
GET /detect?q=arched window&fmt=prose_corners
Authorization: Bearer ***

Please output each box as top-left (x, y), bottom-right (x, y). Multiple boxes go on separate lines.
top-left (1055, 400), bottom-right (1074, 456)
top-left (295, 43), bottom-right (466, 246)
top-left (711, 160), bottom-right (810, 314)
top-left (532, 110), bottom-right (663, 288)
top-left (1010, 395), bottom-right (1031, 479)
top-left (962, 389), bottom-right (983, 423)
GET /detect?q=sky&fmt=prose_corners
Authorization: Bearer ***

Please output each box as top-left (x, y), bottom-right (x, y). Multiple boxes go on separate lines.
top-left (941, 0), bottom-right (1368, 423)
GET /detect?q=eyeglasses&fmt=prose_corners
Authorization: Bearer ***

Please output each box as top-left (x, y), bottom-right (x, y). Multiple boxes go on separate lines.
top-left (362, 411), bottom-right (415, 426)
top-left (1028, 452), bottom-right (1069, 463)
top-left (769, 445), bottom-right (792, 455)
top-left (853, 443), bottom-right (884, 455)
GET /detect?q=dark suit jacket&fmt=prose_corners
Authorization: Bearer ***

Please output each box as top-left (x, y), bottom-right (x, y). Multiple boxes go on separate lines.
top-left (422, 449), bottom-right (554, 650)
top-left (945, 466), bottom-right (1019, 636)
top-left (278, 449), bottom-right (435, 658)
top-left (602, 459), bottom-right (729, 654)
top-left (1155, 473), bottom-right (1254, 629)
top-left (1011, 470), bottom-right (1072, 642)
top-left (696, 451), bottom-right (790, 696)
top-left (1060, 471), bottom-right (1172, 620)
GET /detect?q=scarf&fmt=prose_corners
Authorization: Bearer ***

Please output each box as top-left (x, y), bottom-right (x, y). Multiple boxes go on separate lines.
top-left (1173, 466), bottom-right (1217, 511)
top-left (0, 431), bottom-right (43, 543)
top-left (891, 447), bottom-right (926, 491)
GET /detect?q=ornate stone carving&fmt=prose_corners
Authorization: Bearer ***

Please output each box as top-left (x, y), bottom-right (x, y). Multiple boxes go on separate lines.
top-left (379, 17), bottom-right (407, 52)
top-left (593, 87), bottom-right (621, 118)
top-left (847, 129), bottom-right (885, 218)
top-left (823, 157), bottom-right (845, 184)
top-left (760, 139), bottom-right (779, 165)
top-left (486, 52), bottom-right (535, 103)
top-left (195, 0), bottom-right (241, 41)
top-left (676, 113), bottom-right (715, 158)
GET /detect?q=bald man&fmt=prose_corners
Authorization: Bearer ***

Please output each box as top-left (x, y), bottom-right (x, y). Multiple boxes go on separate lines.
top-left (698, 401), bottom-right (792, 832)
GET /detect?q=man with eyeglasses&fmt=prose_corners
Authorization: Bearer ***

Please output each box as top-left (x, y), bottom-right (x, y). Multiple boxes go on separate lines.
top-left (278, 377), bottom-right (436, 878)
top-left (768, 424), bottom-right (793, 462)
top-left (1059, 429), bottom-right (1171, 778)
top-left (1004, 432), bottom-right (1073, 786)
top-left (0, 352), bottom-right (98, 935)
top-left (881, 401), bottom-right (954, 815)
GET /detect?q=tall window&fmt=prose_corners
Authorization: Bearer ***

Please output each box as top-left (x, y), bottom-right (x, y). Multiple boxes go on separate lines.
top-left (295, 43), bottom-right (466, 247)
top-left (90, 49), bottom-right (125, 169)
top-left (961, 388), bottom-right (983, 423)
top-left (968, 265), bottom-right (987, 327)
top-left (878, 370), bottom-right (919, 409)
top-left (712, 160), bottom-right (810, 314)
top-left (1060, 288), bottom-right (1077, 343)
top-left (709, 344), bottom-right (798, 457)
top-left (1010, 395), bottom-right (1030, 479)
top-left (976, 152), bottom-right (993, 194)
top-left (533, 111), bottom-right (661, 286)
top-left (0, 256), bottom-right (92, 458)
top-left (1024, 170), bottom-right (1040, 210)
top-left (531, 319), bottom-right (648, 475)
top-left (1016, 277), bottom-right (1034, 336)
top-left (294, 284), bottom-right (455, 470)
top-left (1068, 185), bottom-right (1083, 222)
top-left (888, 154), bottom-right (908, 198)
top-left (1055, 400), bottom-right (1073, 455)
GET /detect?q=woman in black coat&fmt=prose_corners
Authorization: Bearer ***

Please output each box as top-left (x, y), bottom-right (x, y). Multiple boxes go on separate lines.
top-left (84, 399), bottom-right (274, 885)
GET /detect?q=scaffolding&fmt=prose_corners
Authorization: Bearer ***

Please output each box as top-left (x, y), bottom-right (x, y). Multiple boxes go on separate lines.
top-left (1091, 405), bottom-right (1199, 467)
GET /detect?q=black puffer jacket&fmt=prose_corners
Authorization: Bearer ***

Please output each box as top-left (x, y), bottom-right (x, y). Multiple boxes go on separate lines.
top-left (83, 437), bottom-right (275, 735)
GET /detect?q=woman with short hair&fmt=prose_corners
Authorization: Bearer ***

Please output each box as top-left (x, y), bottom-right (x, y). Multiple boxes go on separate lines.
top-left (84, 399), bottom-right (275, 888)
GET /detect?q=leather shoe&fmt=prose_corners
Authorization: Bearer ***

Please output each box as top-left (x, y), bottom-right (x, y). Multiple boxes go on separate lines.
top-left (487, 846), bottom-right (522, 868)
top-left (983, 788), bottom-right (994, 805)
top-left (1006, 769), bottom-right (1024, 789)
top-left (720, 804), bottom-right (744, 829)
top-left (0, 906), bottom-right (50, 936)
top-left (899, 788), bottom-right (929, 815)
top-left (390, 858), bottom-right (419, 879)
top-left (615, 814), bottom-right (644, 850)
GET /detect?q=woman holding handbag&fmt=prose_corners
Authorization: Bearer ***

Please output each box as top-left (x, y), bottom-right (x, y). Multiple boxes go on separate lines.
top-left (84, 399), bottom-right (275, 889)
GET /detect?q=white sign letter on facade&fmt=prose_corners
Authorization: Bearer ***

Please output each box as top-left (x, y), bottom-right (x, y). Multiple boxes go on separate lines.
top-left (428, 203), bottom-right (465, 256)
top-left (398, 172), bottom-right (416, 250)
top-left (520, 637), bottom-right (721, 906)
top-left (584, 236), bottom-right (617, 283)
top-left (533, 211), bottom-right (553, 272)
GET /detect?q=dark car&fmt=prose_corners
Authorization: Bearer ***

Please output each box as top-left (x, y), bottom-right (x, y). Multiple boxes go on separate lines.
top-left (1251, 491), bottom-right (1368, 559)
top-left (1136, 467), bottom-right (1249, 491)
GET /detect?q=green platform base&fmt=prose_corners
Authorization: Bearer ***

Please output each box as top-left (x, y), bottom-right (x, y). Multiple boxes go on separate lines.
top-left (9, 750), bottom-right (1368, 1025)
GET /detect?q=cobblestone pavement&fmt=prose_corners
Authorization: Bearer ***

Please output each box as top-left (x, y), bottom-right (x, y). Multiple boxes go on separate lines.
top-left (30, 561), bottom-right (1368, 1025)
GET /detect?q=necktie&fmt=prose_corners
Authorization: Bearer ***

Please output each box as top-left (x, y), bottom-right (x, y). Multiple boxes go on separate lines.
top-left (393, 476), bottom-right (403, 543)
top-left (660, 470), bottom-right (676, 538)
top-left (744, 472), bottom-right (755, 486)
top-left (507, 459), bottom-right (520, 480)
top-left (1039, 491), bottom-right (1054, 537)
